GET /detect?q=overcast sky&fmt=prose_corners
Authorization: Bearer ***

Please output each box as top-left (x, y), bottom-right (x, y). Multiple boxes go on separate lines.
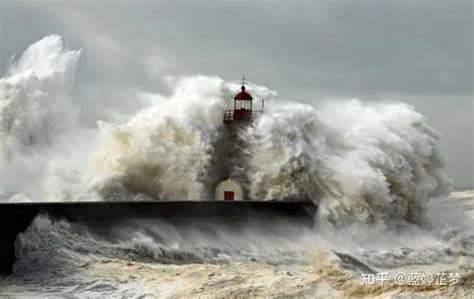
top-left (1, 0), bottom-right (473, 187)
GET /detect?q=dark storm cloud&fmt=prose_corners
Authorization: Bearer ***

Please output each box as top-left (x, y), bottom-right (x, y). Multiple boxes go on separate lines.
top-left (0, 0), bottom-right (472, 186)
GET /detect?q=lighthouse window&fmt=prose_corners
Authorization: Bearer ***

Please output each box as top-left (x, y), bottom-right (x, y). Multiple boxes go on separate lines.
top-left (234, 100), bottom-right (252, 110)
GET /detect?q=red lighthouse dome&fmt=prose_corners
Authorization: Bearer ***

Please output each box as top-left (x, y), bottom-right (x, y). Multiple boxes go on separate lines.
top-left (223, 75), bottom-right (263, 123)
top-left (234, 85), bottom-right (253, 100)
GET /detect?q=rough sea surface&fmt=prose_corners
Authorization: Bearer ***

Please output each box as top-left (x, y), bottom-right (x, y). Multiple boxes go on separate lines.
top-left (0, 190), bottom-right (472, 298)
top-left (1, 36), bottom-right (472, 298)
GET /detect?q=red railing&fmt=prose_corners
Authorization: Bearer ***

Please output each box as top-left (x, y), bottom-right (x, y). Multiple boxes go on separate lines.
top-left (223, 110), bottom-right (263, 123)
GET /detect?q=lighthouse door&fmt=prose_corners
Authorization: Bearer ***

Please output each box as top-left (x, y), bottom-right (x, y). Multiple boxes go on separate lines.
top-left (224, 191), bottom-right (235, 201)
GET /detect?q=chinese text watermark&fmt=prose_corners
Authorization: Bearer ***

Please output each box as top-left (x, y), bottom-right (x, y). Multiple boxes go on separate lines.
top-left (361, 272), bottom-right (461, 286)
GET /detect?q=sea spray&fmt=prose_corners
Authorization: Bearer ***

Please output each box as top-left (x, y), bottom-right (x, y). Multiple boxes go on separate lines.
top-left (0, 35), bottom-right (83, 201)
top-left (92, 76), bottom-right (230, 200)
top-left (1, 35), bottom-right (80, 152)
top-left (244, 100), bottom-right (451, 226)
top-left (0, 33), bottom-right (470, 299)
top-left (1, 35), bottom-right (451, 227)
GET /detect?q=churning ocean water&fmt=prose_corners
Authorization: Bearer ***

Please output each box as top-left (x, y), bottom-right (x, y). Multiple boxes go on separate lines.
top-left (0, 191), bottom-right (472, 297)
top-left (1, 36), bottom-right (472, 298)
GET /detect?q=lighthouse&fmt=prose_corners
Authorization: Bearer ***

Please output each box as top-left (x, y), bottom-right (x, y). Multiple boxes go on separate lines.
top-left (215, 76), bottom-right (263, 201)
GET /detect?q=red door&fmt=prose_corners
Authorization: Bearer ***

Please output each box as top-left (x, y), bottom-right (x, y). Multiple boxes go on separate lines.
top-left (224, 191), bottom-right (235, 201)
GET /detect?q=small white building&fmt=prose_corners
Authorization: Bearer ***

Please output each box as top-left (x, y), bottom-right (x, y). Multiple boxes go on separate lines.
top-left (215, 178), bottom-right (244, 201)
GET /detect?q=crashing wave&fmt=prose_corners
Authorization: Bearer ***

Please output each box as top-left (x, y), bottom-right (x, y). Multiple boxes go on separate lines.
top-left (245, 100), bottom-right (451, 225)
top-left (1, 35), bottom-right (451, 226)
top-left (1, 34), bottom-right (80, 153)
top-left (0, 35), bottom-right (82, 201)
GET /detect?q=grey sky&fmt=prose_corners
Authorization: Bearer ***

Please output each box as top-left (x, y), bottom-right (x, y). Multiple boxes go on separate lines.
top-left (1, 0), bottom-right (473, 187)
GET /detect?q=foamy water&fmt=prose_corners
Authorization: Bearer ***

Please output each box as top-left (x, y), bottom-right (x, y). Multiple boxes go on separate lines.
top-left (1, 36), bottom-right (472, 297)
top-left (0, 191), bottom-right (472, 297)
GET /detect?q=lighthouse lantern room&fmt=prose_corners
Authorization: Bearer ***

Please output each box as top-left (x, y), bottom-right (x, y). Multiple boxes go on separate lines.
top-left (223, 75), bottom-right (263, 123)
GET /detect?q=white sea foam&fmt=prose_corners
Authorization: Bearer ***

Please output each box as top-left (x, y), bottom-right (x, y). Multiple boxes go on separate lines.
top-left (0, 35), bottom-right (86, 202)
top-left (245, 100), bottom-right (451, 226)
top-left (3, 191), bottom-right (472, 298)
top-left (1, 35), bottom-right (452, 229)
top-left (0, 34), bottom-right (471, 299)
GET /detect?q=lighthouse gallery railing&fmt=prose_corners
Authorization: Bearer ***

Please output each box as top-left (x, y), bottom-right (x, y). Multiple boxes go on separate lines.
top-left (223, 110), bottom-right (263, 122)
